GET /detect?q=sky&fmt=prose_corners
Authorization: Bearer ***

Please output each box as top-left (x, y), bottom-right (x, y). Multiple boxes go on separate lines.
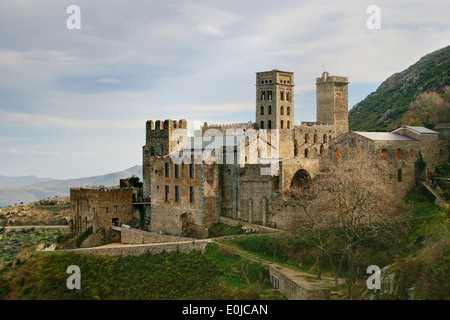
top-left (0, 0), bottom-right (449, 179)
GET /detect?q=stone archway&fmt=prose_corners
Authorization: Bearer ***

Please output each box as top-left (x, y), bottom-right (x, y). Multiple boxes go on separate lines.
top-left (290, 169), bottom-right (312, 194)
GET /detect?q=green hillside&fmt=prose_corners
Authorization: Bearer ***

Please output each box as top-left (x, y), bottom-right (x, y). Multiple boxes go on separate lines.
top-left (349, 45), bottom-right (450, 131)
top-left (0, 244), bottom-right (284, 300)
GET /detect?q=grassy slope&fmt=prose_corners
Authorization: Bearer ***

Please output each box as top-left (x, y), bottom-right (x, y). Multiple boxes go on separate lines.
top-left (0, 243), bottom-right (285, 300)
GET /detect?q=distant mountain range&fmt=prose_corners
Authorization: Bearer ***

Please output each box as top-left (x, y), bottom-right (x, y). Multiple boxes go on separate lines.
top-left (0, 165), bottom-right (142, 207)
top-left (349, 44), bottom-right (450, 131)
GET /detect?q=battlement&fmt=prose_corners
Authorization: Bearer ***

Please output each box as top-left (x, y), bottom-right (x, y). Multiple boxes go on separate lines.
top-left (201, 121), bottom-right (255, 136)
top-left (70, 186), bottom-right (136, 192)
top-left (146, 119), bottom-right (188, 131)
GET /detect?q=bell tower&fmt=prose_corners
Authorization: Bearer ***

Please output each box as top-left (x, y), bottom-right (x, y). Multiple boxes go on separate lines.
top-left (256, 70), bottom-right (294, 131)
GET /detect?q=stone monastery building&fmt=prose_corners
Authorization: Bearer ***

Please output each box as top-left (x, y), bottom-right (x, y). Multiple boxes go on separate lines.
top-left (70, 69), bottom-right (448, 239)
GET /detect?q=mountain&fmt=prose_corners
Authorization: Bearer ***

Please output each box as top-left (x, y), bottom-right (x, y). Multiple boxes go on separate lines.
top-left (349, 45), bottom-right (450, 131)
top-left (0, 175), bottom-right (56, 189)
top-left (0, 165), bottom-right (142, 207)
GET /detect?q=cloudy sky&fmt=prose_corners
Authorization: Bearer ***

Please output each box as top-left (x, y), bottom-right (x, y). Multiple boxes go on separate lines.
top-left (0, 0), bottom-right (449, 179)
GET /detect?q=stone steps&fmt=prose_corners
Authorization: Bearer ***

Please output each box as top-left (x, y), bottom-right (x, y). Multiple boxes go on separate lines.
top-left (215, 240), bottom-right (273, 265)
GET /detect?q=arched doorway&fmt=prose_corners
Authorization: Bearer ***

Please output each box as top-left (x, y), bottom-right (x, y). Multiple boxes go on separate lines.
top-left (290, 169), bottom-right (312, 195)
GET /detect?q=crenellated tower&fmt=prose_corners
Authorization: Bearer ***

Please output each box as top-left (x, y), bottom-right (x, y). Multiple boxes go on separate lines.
top-left (142, 119), bottom-right (188, 200)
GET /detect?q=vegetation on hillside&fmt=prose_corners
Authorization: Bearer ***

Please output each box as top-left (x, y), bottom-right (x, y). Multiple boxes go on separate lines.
top-left (0, 197), bottom-right (70, 227)
top-left (0, 227), bottom-right (65, 267)
top-left (229, 187), bottom-right (449, 299)
top-left (349, 45), bottom-right (450, 131)
top-left (0, 244), bottom-right (284, 300)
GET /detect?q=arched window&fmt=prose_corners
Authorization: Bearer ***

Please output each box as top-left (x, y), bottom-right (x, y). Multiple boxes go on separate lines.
top-left (304, 148), bottom-right (309, 158)
top-left (268, 91), bottom-right (272, 100)
top-left (280, 120), bottom-right (284, 129)
top-left (397, 149), bottom-right (402, 159)
top-left (260, 121), bottom-right (264, 129)
top-left (323, 134), bottom-right (327, 143)
top-left (286, 91), bottom-right (290, 102)
top-left (287, 120), bottom-right (291, 129)
top-left (260, 106), bottom-right (264, 115)
top-left (268, 120), bottom-right (272, 129)
top-left (287, 106), bottom-right (290, 116)
top-left (313, 134), bottom-right (317, 143)
top-left (261, 91), bottom-right (265, 101)
top-left (381, 149), bottom-right (387, 160)
top-left (280, 91), bottom-right (284, 101)
top-left (329, 135), bottom-right (332, 141)
top-left (151, 146), bottom-right (155, 156)
top-left (397, 169), bottom-right (402, 182)
top-left (320, 144), bottom-right (324, 155)
top-left (294, 141), bottom-right (298, 156)
top-left (410, 149), bottom-right (414, 157)
top-left (280, 106), bottom-right (284, 115)
top-left (305, 134), bottom-right (309, 143)
top-left (268, 105), bottom-right (272, 115)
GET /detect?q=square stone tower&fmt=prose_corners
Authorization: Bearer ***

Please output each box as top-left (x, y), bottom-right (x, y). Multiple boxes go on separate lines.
top-left (256, 70), bottom-right (294, 131)
top-left (316, 72), bottom-right (349, 137)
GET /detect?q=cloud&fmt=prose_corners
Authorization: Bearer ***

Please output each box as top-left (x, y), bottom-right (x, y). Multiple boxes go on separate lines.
top-left (0, 0), bottom-right (449, 178)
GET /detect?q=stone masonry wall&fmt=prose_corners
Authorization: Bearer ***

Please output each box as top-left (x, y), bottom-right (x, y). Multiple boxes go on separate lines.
top-left (120, 227), bottom-right (193, 244)
top-left (63, 241), bottom-right (209, 257)
top-left (269, 265), bottom-right (330, 300)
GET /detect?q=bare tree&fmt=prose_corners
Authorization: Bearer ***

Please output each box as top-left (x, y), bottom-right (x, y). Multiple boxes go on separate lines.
top-left (289, 145), bottom-right (407, 298)
top-left (403, 89), bottom-right (450, 126)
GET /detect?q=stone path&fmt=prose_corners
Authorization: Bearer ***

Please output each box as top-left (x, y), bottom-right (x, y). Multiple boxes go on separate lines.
top-left (215, 240), bottom-right (274, 265)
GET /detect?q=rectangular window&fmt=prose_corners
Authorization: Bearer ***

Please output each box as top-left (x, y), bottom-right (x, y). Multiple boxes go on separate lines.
top-left (114, 205), bottom-right (118, 213)
top-left (175, 164), bottom-right (180, 178)
top-left (189, 163), bottom-right (194, 178)
top-left (165, 162), bottom-right (170, 177)
top-left (397, 169), bottom-right (402, 182)
top-left (190, 186), bottom-right (195, 203)
top-left (122, 206), bottom-right (126, 212)
top-left (106, 206), bottom-right (109, 213)
top-left (175, 186), bottom-right (180, 202)
top-left (165, 185), bottom-right (170, 202)
top-left (93, 207), bottom-right (96, 213)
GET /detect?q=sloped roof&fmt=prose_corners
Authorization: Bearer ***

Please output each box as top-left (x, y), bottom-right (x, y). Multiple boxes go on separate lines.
top-left (352, 131), bottom-right (416, 141)
top-left (393, 126), bottom-right (437, 135)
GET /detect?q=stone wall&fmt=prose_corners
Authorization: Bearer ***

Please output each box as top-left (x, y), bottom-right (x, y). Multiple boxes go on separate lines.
top-left (70, 187), bottom-right (139, 234)
top-left (148, 156), bottom-right (221, 237)
top-left (269, 264), bottom-right (330, 300)
top-left (63, 240), bottom-right (209, 257)
top-left (120, 227), bottom-right (194, 244)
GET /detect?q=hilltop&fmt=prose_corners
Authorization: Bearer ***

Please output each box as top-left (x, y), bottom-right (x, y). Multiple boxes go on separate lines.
top-left (0, 165), bottom-right (142, 208)
top-left (349, 45), bottom-right (450, 131)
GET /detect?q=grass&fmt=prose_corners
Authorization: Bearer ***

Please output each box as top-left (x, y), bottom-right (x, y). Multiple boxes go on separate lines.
top-left (0, 243), bottom-right (286, 300)
top-left (207, 222), bottom-right (257, 238)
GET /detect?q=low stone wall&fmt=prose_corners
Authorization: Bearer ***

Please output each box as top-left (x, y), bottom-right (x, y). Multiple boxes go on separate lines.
top-left (120, 227), bottom-right (193, 244)
top-left (218, 216), bottom-right (279, 234)
top-left (63, 240), bottom-right (210, 257)
top-left (269, 265), bottom-right (330, 300)
top-left (420, 182), bottom-right (447, 208)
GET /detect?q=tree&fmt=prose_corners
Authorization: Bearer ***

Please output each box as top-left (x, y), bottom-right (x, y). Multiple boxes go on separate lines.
top-left (289, 145), bottom-right (406, 298)
top-left (403, 89), bottom-right (450, 127)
